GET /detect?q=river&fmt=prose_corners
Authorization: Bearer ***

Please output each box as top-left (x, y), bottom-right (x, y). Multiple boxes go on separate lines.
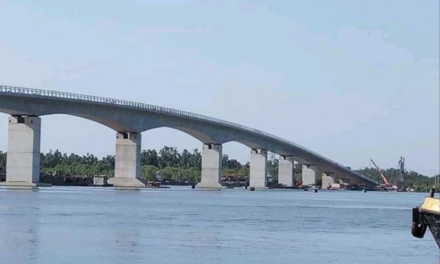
top-left (0, 187), bottom-right (438, 264)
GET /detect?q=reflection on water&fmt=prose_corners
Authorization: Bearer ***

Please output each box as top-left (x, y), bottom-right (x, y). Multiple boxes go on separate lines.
top-left (0, 187), bottom-right (438, 264)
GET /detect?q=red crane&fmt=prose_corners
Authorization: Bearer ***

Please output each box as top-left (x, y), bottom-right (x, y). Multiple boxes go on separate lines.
top-left (371, 159), bottom-right (391, 187)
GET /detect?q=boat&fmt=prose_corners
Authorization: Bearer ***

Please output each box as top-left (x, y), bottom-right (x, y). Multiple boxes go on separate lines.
top-left (411, 187), bottom-right (440, 249)
top-left (147, 181), bottom-right (170, 188)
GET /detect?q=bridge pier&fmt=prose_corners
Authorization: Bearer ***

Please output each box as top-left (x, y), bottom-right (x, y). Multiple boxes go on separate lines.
top-left (1, 116), bottom-right (43, 187)
top-left (113, 132), bottom-right (146, 188)
top-left (250, 149), bottom-right (267, 189)
top-left (196, 143), bottom-right (224, 189)
top-left (322, 172), bottom-right (335, 189)
top-left (302, 165), bottom-right (319, 186)
top-left (278, 156), bottom-right (294, 187)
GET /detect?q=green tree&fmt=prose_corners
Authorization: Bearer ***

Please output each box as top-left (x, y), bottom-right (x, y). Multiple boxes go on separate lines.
top-left (141, 165), bottom-right (159, 181)
top-left (267, 158), bottom-right (279, 181)
top-left (160, 166), bottom-right (175, 180)
top-left (180, 149), bottom-right (192, 169)
top-left (189, 149), bottom-right (202, 170)
top-left (7, 145), bottom-right (437, 192)
top-left (158, 146), bottom-right (181, 168)
top-left (141, 149), bottom-right (159, 167)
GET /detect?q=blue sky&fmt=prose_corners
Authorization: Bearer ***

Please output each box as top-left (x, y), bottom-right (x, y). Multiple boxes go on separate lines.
top-left (0, 0), bottom-right (438, 175)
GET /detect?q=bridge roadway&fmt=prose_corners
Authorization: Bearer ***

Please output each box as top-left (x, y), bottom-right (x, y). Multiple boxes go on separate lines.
top-left (0, 85), bottom-right (377, 188)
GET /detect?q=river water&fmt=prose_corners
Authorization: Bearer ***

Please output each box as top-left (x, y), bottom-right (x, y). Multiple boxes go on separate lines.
top-left (0, 187), bottom-right (438, 264)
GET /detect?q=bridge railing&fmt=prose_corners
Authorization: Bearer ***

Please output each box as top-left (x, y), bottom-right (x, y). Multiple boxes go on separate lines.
top-left (0, 85), bottom-right (374, 183)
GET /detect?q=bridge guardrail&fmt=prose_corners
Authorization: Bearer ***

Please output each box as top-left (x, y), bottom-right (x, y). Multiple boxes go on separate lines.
top-left (0, 85), bottom-right (374, 183)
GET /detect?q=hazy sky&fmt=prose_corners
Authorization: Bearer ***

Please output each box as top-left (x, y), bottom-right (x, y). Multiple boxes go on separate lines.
top-left (0, 0), bottom-right (438, 176)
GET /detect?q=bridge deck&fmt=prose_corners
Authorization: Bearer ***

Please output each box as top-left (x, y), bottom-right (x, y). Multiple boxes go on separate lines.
top-left (0, 85), bottom-right (377, 186)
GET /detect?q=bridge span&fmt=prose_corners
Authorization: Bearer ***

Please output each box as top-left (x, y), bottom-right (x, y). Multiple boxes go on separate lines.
top-left (0, 85), bottom-right (377, 188)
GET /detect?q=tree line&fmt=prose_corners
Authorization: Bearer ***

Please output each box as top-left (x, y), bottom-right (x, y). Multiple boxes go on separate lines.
top-left (0, 147), bottom-right (281, 183)
top-left (0, 149), bottom-right (438, 191)
top-left (355, 167), bottom-right (439, 192)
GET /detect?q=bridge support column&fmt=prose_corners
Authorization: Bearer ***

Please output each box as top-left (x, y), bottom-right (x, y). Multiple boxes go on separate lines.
top-left (197, 144), bottom-right (224, 189)
top-left (2, 116), bottom-right (42, 187)
top-left (322, 173), bottom-right (335, 189)
top-left (250, 149), bottom-right (267, 189)
top-left (278, 156), bottom-right (294, 187)
top-left (302, 165), bottom-right (319, 186)
top-left (113, 132), bottom-right (146, 188)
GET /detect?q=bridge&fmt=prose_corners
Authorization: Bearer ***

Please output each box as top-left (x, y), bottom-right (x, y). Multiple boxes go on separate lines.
top-left (0, 85), bottom-right (377, 188)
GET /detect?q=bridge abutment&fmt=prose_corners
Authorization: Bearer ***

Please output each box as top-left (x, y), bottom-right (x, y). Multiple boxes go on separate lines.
top-left (113, 132), bottom-right (146, 188)
top-left (250, 149), bottom-right (267, 189)
top-left (322, 172), bottom-right (335, 189)
top-left (278, 156), bottom-right (294, 187)
top-left (196, 143), bottom-right (224, 189)
top-left (2, 116), bottom-right (42, 187)
top-left (302, 165), bottom-right (319, 186)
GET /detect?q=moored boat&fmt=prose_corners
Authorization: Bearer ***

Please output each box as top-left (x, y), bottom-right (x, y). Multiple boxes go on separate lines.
top-left (412, 188), bottom-right (440, 249)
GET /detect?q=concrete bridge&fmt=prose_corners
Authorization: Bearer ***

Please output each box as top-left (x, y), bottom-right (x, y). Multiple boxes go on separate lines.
top-left (0, 85), bottom-right (377, 188)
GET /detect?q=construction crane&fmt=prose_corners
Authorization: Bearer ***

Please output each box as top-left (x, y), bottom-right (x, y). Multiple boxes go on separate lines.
top-left (370, 158), bottom-right (398, 190)
top-left (371, 159), bottom-right (390, 186)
